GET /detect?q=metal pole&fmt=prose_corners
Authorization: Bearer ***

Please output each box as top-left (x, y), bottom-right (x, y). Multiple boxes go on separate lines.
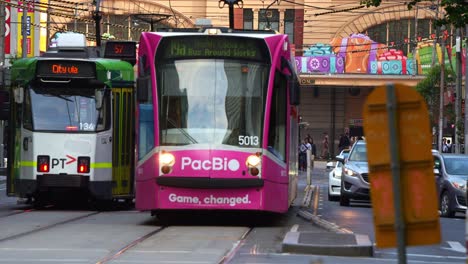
top-left (229, 3), bottom-right (234, 29)
top-left (465, 26), bottom-right (468, 154)
top-left (438, 27), bottom-right (446, 152)
top-left (74, 3), bottom-right (78, 31)
top-left (413, 6), bottom-right (418, 75)
top-left (386, 84), bottom-right (407, 264)
top-left (455, 28), bottom-right (461, 153)
top-left (21, 0), bottom-right (28, 58)
top-left (0, 0), bottom-right (5, 87)
top-left (94, 0), bottom-right (102, 46)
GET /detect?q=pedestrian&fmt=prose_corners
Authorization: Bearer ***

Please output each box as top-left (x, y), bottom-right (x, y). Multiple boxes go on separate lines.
top-left (308, 137), bottom-right (317, 169)
top-left (442, 138), bottom-right (449, 153)
top-left (446, 139), bottom-right (452, 153)
top-left (321, 133), bottom-right (329, 160)
top-left (338, 132), bottom-right (351, 153)
top-left (299, 140), bottom-right (308, 171)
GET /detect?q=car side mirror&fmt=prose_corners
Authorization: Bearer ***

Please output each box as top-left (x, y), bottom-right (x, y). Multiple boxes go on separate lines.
top-left (326, 161), bottom-right (335, 170)
top-left (434, 168), bottom-right (440, 176)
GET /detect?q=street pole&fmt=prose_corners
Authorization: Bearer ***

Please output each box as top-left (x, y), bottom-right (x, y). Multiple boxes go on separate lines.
top-left (93, 0), bottom-right (102, 46)
top-left (219, 0), bottom-right (243, 29)
top-left (0, 1), bottom-right (5, 87)
top-left (465, 26), bottom-right (468, 154)
top-left (455, 28), bottom-right (461, 153)
top-left (21, 1), bottom-right (28, 58)
top-left (438, 27), bottom-right (446, 152)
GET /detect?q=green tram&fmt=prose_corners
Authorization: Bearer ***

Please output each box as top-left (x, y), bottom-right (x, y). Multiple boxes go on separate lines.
top-left (6, 33), bottom-right (136, 206)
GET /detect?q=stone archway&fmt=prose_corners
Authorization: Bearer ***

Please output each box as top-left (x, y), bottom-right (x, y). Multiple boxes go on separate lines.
top-left (48, 0), bottom-right (194, 42)
top-left (332, 3), bottom-right (441, 38)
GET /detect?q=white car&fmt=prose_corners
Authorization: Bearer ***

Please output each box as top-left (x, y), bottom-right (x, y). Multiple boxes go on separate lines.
top-left (327, 149), bottom-right (350, 201)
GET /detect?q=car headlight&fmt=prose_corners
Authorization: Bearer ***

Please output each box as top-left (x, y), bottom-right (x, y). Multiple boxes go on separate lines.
top-left (452, 181), bottom-right (467, 191)
top-left (334, 169), bottom-right (342, 178)
top-left (344, 168), bottom-right (358, 177)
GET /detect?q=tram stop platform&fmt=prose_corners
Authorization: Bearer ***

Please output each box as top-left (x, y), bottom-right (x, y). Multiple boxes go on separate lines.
top-left (281, 161), bottom-right (374, 257)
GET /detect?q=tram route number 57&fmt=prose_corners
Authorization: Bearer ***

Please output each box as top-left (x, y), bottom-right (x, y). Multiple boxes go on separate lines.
top-left (51, 155), bottom-right (77, 169)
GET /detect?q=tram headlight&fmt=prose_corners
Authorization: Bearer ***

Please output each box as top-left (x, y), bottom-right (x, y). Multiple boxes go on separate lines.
top-left (160, 152), bottom-right (175, 166)
top-left (160, 152), bottom-right (175, 174)
top-left (246, 154), bottom-right (261, 167)
top-left (246, 153), bottom-right (261, 177)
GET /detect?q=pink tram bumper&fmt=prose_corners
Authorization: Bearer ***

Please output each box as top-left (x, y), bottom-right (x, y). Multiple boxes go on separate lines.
top-left (135, 149), bottom-right (291, 213)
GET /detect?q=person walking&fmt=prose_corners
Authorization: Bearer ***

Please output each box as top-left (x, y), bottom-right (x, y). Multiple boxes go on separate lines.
top-left (321, 133), bottom-right (329, 160)
top-left (338, 132), bottom-right (351, 153)
top-left (299, 140), bottom-right (308, 171)
top-left (308, 137), bottom-right (316, 169)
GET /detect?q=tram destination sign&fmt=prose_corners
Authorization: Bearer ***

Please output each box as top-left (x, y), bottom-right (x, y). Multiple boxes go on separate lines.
top-left (157, 36), bottom-right (269, 62)
top-left (36, 60), bottom-right (96, 79)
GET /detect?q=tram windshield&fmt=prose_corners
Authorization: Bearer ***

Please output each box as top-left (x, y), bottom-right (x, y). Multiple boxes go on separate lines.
top-left (157, 59), bottom-right (268, 147)
top-left (26, 86), bottom-right (109, 132)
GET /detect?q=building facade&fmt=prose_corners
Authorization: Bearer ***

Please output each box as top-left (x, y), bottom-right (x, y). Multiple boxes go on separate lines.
top-left (4, 0), bottom-right (445, 156)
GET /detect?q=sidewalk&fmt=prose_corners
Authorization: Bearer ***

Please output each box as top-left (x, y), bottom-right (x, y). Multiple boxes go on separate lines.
top-left (281, 160), bottom-right (374, 257)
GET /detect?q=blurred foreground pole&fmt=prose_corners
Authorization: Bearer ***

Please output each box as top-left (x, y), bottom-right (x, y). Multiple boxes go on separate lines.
top-left (386, 85), bottom-right (407, 264)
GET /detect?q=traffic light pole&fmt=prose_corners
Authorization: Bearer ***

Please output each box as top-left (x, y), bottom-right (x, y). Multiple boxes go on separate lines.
top-left (93, 0), bottom-right (102, 46)
top-left (21, 1), bottom-right (28, 58)
top-left (218, 0), bottom-right (243, 29)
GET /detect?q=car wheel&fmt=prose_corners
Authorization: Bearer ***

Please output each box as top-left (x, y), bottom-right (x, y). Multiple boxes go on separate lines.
top-left (339, 193), bottom-right (350, 206)
top-left (328, 189), bottom-right (339, 202)
top-left (440, 191), bottom-right (455, 218)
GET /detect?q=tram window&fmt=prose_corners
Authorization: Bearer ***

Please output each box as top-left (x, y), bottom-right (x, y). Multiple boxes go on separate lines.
top-left (267, 71), bottom-right (287, 161)
top-left (23, 90), bottom-right (33, 130)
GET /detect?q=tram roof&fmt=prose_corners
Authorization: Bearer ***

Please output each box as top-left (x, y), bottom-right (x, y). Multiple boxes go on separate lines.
top-left (11, 57), bottom-right (134, 85)
top-left (146, 27), bottom-right (282, 39)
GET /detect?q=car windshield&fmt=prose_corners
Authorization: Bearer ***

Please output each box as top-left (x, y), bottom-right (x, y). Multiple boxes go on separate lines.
top-left (444, 156), bottom-right (468, 175)
top-left (348, 144), bottom-right (367, 162)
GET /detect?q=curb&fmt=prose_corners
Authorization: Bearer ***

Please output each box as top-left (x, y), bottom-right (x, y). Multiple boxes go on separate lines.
top-left (282, 231), bottom-right (374, 257)
top-left (282, 205), bottom-right (374, 256)
top-left (298, 210), bottom-right (352, 234)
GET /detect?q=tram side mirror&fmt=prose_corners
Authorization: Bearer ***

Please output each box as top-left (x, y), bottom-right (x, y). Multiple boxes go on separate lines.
top-left (13, 87), bottom-right (24, 104)
top-left (95, 89), bottom-right (104, 110)
top-left (137, 77), bottom-right (149, 102)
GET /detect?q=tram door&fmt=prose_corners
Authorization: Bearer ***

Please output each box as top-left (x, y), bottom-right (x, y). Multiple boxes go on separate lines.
top-left (111, 86), bottom-right (135, 196)
top-left (6, 88), bottom-right (20, 196)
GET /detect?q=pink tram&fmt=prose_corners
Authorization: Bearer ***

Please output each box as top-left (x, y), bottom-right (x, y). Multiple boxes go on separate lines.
top-left (135, 28), bottom-right (300, 215)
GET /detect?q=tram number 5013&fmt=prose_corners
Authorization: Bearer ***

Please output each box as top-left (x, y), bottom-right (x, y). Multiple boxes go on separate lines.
top-left (238, 136), bottom-right (259, 146)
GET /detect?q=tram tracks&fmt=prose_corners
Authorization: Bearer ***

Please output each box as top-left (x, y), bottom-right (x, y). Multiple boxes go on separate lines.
top-left (95, 226), bottom-right (168, 263)
top-left (0, 211), bottom-right (100, 243)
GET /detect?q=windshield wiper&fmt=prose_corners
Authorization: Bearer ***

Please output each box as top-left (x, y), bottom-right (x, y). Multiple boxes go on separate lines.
top-left (45, 94), bottom-right (73, 102)
top-left (167, 118), bottom-right (198, 144)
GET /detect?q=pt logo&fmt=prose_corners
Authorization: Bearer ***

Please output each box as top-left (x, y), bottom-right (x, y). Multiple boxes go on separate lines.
top-left (51, 155), bottom-right (76, 169)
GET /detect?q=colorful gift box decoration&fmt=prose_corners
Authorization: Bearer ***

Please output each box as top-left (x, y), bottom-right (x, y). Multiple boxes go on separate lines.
top-left (370, 49), bottom-right (414, 75)
top-left (413, 39), bottom-right (452, 75)
top-left (330, 33), bottom-right (387, 73)
top-left (294, 57), bottom-right (303, 73)
top-left (302, 43), bottom-right (343, 73)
